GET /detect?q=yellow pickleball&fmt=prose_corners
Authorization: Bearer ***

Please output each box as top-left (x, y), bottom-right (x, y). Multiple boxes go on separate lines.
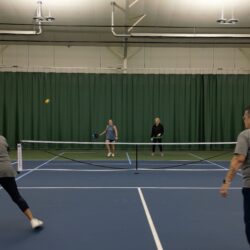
top-left (44, 98), bottom-right (50, 104)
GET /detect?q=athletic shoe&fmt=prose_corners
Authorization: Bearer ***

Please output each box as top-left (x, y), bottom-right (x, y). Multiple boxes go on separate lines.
top-left (151, 153), bottom-right (155, 156)
top-left (161, 153), bottom-right (164, 157)
top-left (111, 154), bottom-right (115, 157)
top-left (107, 152), bottom-right (112, 157)
top-left (31, 218), bottom-right (43, 230)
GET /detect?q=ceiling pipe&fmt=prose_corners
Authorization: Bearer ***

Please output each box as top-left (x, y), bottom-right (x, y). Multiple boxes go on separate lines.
top-left (0, 22), bottom-right (42, 35)
top-left (111, 1), bottom-right (250, 39)
top-left (0, 1), bottom-right (54, 36)
top-left (131, 32), bottom-right (250, 38)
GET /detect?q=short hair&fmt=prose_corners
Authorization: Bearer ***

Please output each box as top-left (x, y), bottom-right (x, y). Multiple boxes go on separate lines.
top-left (244, 106), bottom-right (250, 116)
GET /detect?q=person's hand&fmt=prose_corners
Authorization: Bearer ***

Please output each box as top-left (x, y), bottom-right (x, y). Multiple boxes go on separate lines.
top-left (115, 136), bottom-right (118, 141)
top-left (157, 133), bottom-right (161, 137)
top-left (220, 183), bottom-right (230, 198)
top-left (150, 137), bottom-right (153, 142)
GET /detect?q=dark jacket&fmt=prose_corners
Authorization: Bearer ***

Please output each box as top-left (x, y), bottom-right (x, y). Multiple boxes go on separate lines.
top-left (151, 123), bottom-right (164, 138)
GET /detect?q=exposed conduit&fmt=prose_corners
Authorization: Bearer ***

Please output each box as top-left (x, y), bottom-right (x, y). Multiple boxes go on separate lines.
top-left (111, 1), bottom-right (250, 39)
top-left (0, 22), bottom-right (42, 35)
top-left (0, 1), bottom-right (54, 36)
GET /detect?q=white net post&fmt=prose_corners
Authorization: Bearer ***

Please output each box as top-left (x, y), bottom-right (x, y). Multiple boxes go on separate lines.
top-left (17, 143), bottom-right (23, 172)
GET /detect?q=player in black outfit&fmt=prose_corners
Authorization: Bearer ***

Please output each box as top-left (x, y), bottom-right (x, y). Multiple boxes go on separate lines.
top-left (151, 117), bottom-right (164, 156)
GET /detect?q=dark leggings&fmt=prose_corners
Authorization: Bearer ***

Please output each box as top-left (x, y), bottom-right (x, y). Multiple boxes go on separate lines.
top-left (242, 188), bottom-right (250, 245)
top-left (0, 177), bottom-right (29, 212)
top-left (152, 138), bottom-right (163, 152)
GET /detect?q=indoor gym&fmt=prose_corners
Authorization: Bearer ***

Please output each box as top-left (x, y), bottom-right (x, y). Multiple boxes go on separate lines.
top-left (0, 0), bottom-right (250, 250)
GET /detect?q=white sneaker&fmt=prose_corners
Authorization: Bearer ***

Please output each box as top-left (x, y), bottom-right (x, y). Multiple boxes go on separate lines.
top-left (31, 218), bottom-right (43, 230)
top-left (151, 153), bottom-right (155, 156)
top-left (111, 154), bottom-right (115, 157)
top-left (107, 152), bottom-right (112, 157)
top-left (161, 153), bottom-right (164, 157)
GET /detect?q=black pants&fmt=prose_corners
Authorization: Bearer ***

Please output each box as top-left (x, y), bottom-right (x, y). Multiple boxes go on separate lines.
top-left (242, 188), bottom-right (250, 245)
top-left (0, 177), bottom-right (29, 212)
top-left (152, 138), bottom-right (163, 152)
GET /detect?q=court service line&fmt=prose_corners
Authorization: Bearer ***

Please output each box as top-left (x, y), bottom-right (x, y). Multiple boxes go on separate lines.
top-left (138, 188), bottom-right (163, 250)
top-left (18, 186), bottom-right (242, 190)
top-left (3, 185), bottom-right (241, 191)
top-left (189, 152), bottom-right (242, 177)
top-left (16, 152), bottom-right (65, 181)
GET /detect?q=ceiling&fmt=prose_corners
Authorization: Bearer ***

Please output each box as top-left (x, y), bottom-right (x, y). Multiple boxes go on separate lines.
top-left (0, 0), bottom-right (250, 46)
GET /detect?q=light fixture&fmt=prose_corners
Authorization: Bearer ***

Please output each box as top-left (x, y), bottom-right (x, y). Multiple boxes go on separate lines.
top-left (33, 1), bottom-right (44, 22)
top-left (33, 1), bottom-right (55, 23)
top-left (216, 0), bottom-right (238, 24)
top-left (45, 10), bottom-right (55, 22)
top-left (0, 0), bottom-right (54, 35)
top-left (216, 18), bottom-right (227, 24)
top-left (227, 18), bottom-right (239, 24)
top-left (227, 5), bottom-right (239, 24)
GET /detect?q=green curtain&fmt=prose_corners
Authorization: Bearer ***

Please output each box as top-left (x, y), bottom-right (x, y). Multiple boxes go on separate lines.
top-left (0, 72), bottom-right (249, 147)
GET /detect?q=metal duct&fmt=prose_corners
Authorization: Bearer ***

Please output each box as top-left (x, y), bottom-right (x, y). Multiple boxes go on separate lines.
top-left (0, 23), bottom-right (42, 35)
top-left (0, 1), bottom-right (54, 36)
top-left (111, 1), bottom-right (250, 39)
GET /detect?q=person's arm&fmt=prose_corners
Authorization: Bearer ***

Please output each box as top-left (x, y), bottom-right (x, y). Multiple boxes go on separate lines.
top-left (161, 124), bottom-right (164, 136)
top-left (220, 154), bottom-right (245, 197)
top-left (151, 126), bottom-right (154, 138)
top-left (220, 133), bottom-right (248, 197)
top-left (114, 126), bottom-right (118, 140)
top-left (99, 129), bottom-right (106, 136)
top-left (2, 136), bottom-right (10, 152)
top-left (157, 124), bottom-right (164, 137)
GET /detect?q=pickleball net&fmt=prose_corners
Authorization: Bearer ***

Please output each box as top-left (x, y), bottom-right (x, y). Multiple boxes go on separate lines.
top-left (17, 140), bottom-right (236, 172)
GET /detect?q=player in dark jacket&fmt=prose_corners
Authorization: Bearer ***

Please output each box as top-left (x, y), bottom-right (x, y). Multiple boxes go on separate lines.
top-left (151, 117), bottom-right (164, 156)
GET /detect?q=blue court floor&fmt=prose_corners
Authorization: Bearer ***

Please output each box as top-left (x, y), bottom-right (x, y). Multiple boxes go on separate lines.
top-left (0, 158), bottom-right (249, 250)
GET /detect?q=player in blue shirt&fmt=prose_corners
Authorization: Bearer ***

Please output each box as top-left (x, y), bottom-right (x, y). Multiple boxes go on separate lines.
top-left (100, 119), bottom-right (118, 157)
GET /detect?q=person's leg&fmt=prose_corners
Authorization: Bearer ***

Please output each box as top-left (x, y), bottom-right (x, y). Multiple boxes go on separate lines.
top-left (105, 140), bottom-right (111, 156)
top-left (158, 138), bottom-right (163, 152)
top-left (242, 188), bottom-right (250, 245)
top-left (158, 138), bottom-right (164, 156)
top-left (111, 143), bottom-right (115, 157)
top-left (0, 177), bottom-right (43, 229)
top-left (152, 139), bottom-right (156, 156)
top-left (0, 177), bottom-right (31, 218)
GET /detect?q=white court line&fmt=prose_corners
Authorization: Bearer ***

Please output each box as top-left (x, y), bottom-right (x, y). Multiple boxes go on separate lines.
top-left (21, 168), bottom-right (227, 172)
top-left (138, 188), bottom-right (163, 250)
top-left (16, 152), bottom-right (65, 181)
top-left (126, 152), bottom-right (132, 165)
top-left (189, 152), bottom-right (243, 177)
top-left (17, 186), bottom-right (242, 190)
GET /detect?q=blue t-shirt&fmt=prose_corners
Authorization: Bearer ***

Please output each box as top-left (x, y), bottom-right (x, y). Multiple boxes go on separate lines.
top-left (106, 125), bottom-right (116, 140)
